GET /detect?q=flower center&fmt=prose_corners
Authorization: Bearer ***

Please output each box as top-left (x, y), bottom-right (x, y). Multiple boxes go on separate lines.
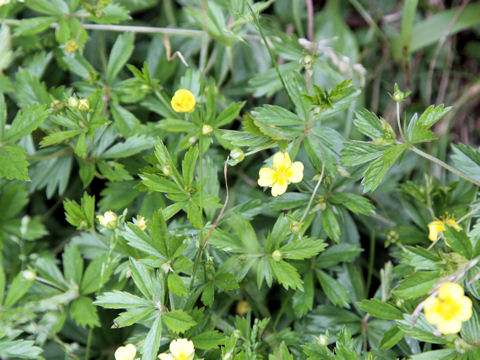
top-left (273, 165), bottom-right (292, 185)
top-left (439, 297), bottom-right (461, 321)
top-left (179, 354), bottom-right (187, 360)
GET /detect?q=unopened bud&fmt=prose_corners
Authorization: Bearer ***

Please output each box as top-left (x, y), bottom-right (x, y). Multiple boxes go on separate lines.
top-left (391, 83), bottom-right (411, 102)
top-left (202, 124), bottom-right (213, 136)
top-left (272, 250), bottom-right (282, 262)
top-left (78, 99), bottom-right (90, 111)
top-left (317, 334), bottom-right (329, 346)
top-left (68, 97), bottom-right (79, 109)
top-left (22, 270), bottom-right (36, 281)
top-left (229, 147), bottom-right (245, 164)
top-left (162, 164), bottom-right (171, 176)
top-left (65, 40), bottom-right (79, 54)
top-left (300, 54), bottom-right (315, 70)
top-left (290, 221), bottom-right (302, 234)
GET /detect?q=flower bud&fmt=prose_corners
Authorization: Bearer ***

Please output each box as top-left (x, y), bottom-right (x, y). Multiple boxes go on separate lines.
top-left (391, 83), bottom-right (411, 102)
top-left (162, 164), bottom-right (172, 176)
top-left (272, 250), bottom-right (282, 262)
top-left (65, 40), bottom-right (79, 54)
top-left (230, 147), bottom-right (245, 163)
top-left (236, 300), bottom-right (251, 315)
top-left (317, 334), bottom-right (329, 346)
top-left (22, 270), bottom-right (36, 281)
top-left (300, 54), bottom-right (315, 70)
top-left (290, 221), bottom-right (303, 234)
top-left (202, 124), bottom-right (213, 136)
top-left (97, 211), bottom-right (117, 230)
top-left (78, 98), bottom-right (90, 111)
top-left (68, 96), bottom-right (79, 109)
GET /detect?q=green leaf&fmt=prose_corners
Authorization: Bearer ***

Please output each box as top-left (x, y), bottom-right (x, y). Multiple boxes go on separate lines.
top-left (392, 0), bottom-right (418, 62)
top-left (113, 307), bottom-right (153, 328)
top-left (321, 205), bottom-right (341, 243)
top-left (444, 226), bottom-right (472, 259)
top-left (63, 192), bottom-right (95, 230)
top-left (280, 238), bottom-right (326, 260)
top-left (214, 101), bottom-right (246, 127)
top-left (0, 267), bottom-right (4, 306)
top-left (142, 313), bottom-right (163, 360)
top-left (362, 143), bottom-right (408, 193)
top-left (451, 144), bottom-right (480, 182)
top-left (0, 92), bottom-right (6, 141)
top-left (41, 129), bottom-right (84, 147)
top-left (329, 192), bottom-right (375, 215)
top-left (406, 105), bottom-right (451, 144)
top-left (410, 3), bottom-right (480, 53)
top-left (123, 223), bottom-right (168, 261)
top-left (163, 310), bottom-right (197, 333)
top-left (102, 135), bottom-right (154, 159)
top-left (394, 271), bottom-right (440, 299)
top-left (110, 102), bottom-right (141, 137)
top-left (410, 350), bottom-right (458, 360)
top-left (94, 290), bottom-right (153, 309)
top-left (251, 105), bottom-right (303, 126)
top-left (4, 271), bottom-right (35, 308)
top-left (341, 141), bottom-right (386, 167)
top-left (357, 299), bottom-right (403, 320)
top-left (106, 32), bottom-right (135, 84)
top-left (397, 314), bottom-right (446, 344)
top-left (316, 270), bottom-right (350, 308)
top-left (270, 259), bottom-right (303, 290)
top-left (4, 104), bottom-right (49, 143)
top-left (14, 16), bottom-right (57, 36)
top-left (75, 132), bottom-right (87, 158)
top-left (215, 273), bottom-right (239, 291)
top-left (70, 296), bottom-right (100, 327)
top-left (0, 340), bottom-right (43, 359)
top-left (168, 273), bottom-right (188, 297)
top-left (129, 258), bottom-right (154, 299)
top-left (192, 330), bottom-right (225, 350)
top-left (140, 174), bottom-right (184, 194)
top-left (353, 109), bottom-right (383, 140)
top-left (62, 244), bottom-right (84, 286)
top-left (379, 325), bottom-right (405, 349)
top-left (157, 119), bottom-right (197, 132)
top-left (80, 255), bottom-right (118, 295)
top-left (182, 145), bottom-right (198, 185)
top-left (0, 181), bottom-right (29, 220)
top-left (0, 145), bottom-right (29, 181)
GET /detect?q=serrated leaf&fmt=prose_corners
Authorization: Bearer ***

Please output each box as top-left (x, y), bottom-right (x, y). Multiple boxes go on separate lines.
top-left (280, 238), bottom-right (326, 260)
top-left (444, 226), bottom-right (472, 259)
top-left (321, 205), bottom-right (341, 242)
top-left (182, 145), bottom-right (198, 185)
top-left (62, 244), bottom-right (84, 286)
top-left (357, 299), bottom-right (403, 320)
top-left (394, 271), bottom-right (440, 299)
top-left (163, 310), bottom-right (197, 333)
top-left (379, 326), bottom-right (405, 349)
top-left (329, 192), bottom-right (375, 215)
top-left (143, 313), bottom-right (162, 360)
top-left (94, 290), bottom-right (153, 309)
top-left (192, 330), bottom-right (225, 350)
top-left (114, 307), bottom-right (153, 328)
top-left (80, 255), bottom-right (118, 295)
top-left (270, 259), bottom-right (303, 290)
top-left (129, 258), bottom-right (154, 299)
top-left (0, 145), bottom-right (29, 181)
top-left (316, 270), bottom-right (350, 308)
top-left (70, 296), bottom-right (100, 327)
top-left (106, 32), bottom-right (134, 83)
top-left (168, 273), bottom-right (188, 297)
top-left (4, 271), bottom-right (35, 308)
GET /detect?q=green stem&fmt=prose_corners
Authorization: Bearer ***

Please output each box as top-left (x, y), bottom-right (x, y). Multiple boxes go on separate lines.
top-left (299, 149), bottom-right (325, 224)
top-left (396, 101), bottom-right (404, 139)
top-left (410, 145), bottom-right (480, 187)
top-left (366, 231), bottom-right (375, 295)
top-left (84, 327), bottom-right (93, 360)
top-left (454, 203), bottom-right (480, 227)
top-left (246, 3), bottom-right (295, 107)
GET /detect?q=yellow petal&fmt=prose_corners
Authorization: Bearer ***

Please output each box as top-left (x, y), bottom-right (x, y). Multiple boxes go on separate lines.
top-left (455, 296), bottom-right (472, 322)
top-left (428, 220), bottom-right (445, 242)
top-left (258, 167), bottom-right (276, 187)
top-left (424, 297), bottom-right (443, 324)
top-left (438, 282), bottom-right (464, 300)
top-left (437, 319), bottom-right (462, 334)
top-left (170, 339), bottom-right (195, 360)
top-left (271, 181), bottom-right (288, 197)
top-left (115, 344), bottom-right (136, 360)
top-left (273, 152), bottom-right (291, 169)
top-left (287, 161), bottom-right (304, 183)
top-left (446, 218), bottom-right (462, 231)
top-left (158, 354), bottom-right (173, 360)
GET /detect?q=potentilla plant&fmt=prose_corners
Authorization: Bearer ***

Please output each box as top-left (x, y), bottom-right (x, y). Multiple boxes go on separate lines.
top-left (1, 1), bottom-right (480, 360)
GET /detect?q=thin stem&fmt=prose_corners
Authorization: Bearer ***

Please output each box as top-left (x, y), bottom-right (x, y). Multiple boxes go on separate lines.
top-left (454, 204), bottom-right (480, 227)
top-left (84, 327), bottom-right (93, 360)
top-left (396, 101), bottom-right (404, 139)
top-left (246, 2), bottom-right (295, 107)
top-left (410, 145), bottom-right (480, 187)
top-left (299, 152), bottom-right (325, 224)
top-left (305, 0), bottom-right (314, 42)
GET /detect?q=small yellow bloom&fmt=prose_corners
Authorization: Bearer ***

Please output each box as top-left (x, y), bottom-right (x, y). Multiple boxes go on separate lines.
top-left (97, 211), bottom-right (117, 229)
top-left (169, 338), bottom-right (195, 360)
top-left (65, 40), bottom-right (79, 54)
top-left (134, 216), bottom-right (147, 231)
top-left (115, 344), bottom-right (136, 360)
top-left (78, 98), bottom-right (90, 111)
top-left (158, 354), bottom-right (173, 360)
top-left (428, 217), bottom-right (461, 242)
top-left (236, 300), bottom-right (250, 315)
top-left (258, 152), bottom-right (304, 197)
top-left (171, 89), bottom-right (196, 113)
top-left (0, 0), bottom-right (11, 6)
top-left (424, 282), bottom-right (472, 334)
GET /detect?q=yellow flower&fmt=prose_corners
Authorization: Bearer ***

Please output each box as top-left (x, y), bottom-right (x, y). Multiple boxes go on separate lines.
top-left (0, 0), bottom-right (11, 6)
top-left (97, 211), bottom-right (117, 229)
top-left (171, 89), bottom-right (196, 113)
top-left (78, 98), bottom-right (90, 111)
top-left (428, 217), bottom-right (461, 242)
top-left (115, 344), bottom-right (136, 360)
top-left (236, 300), bottom-right (250, 315)
top-left (65, 40), bottom-right (79, 54)
top-left (169, 338), bottom-right (195, 360)
top-left (258, 152), bottom-right (304, 197)
top-left (424, 282), bottom-right (472, 334)
top-left (158, 354), bottom-right (173, 360)
top-left (134, 216), bottom-right (147, 231)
